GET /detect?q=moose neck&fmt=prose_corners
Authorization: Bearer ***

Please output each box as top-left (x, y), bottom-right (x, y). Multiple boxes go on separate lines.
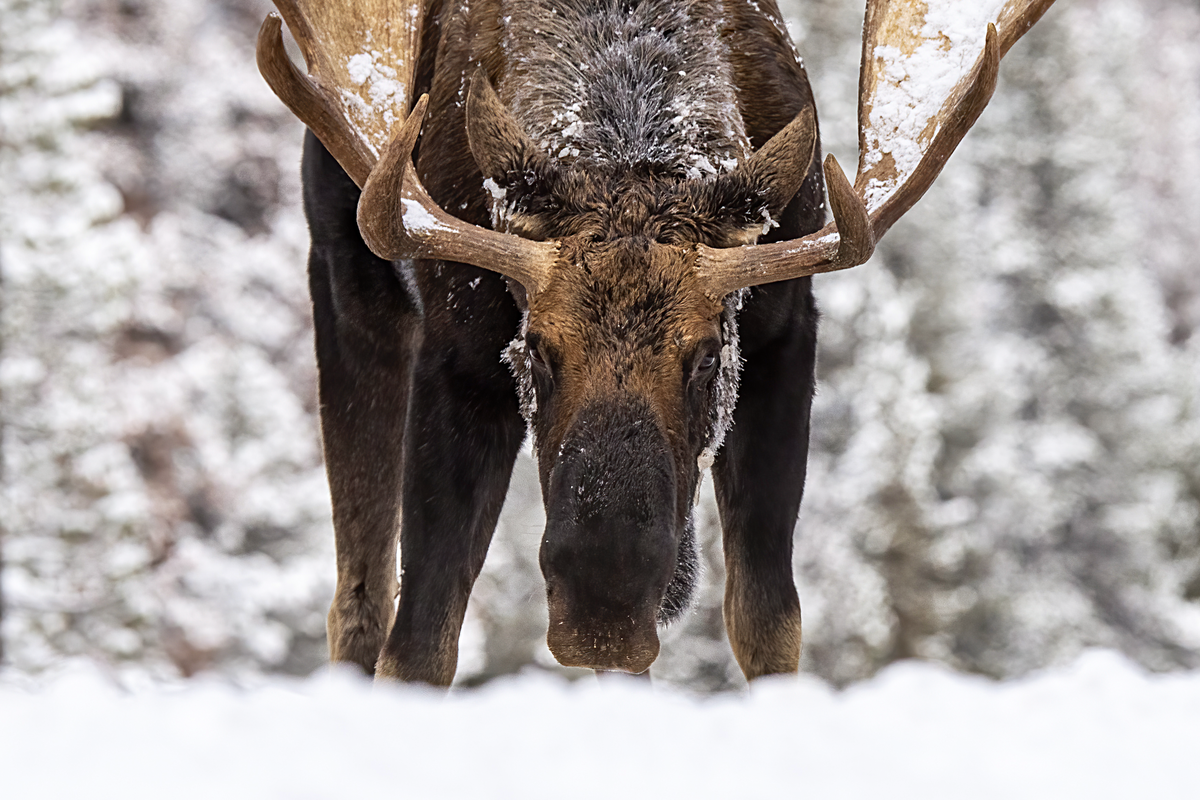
top-left (497, 0), bottom-right (751, 178)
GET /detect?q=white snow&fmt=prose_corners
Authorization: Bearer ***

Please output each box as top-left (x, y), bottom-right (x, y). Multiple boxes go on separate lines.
top-left (861, 1), bottom-right (1006, 208)
top-left (2, 650), bottom-right (1197, 799)
top-left (482, 177), bottom-right (507, 201)
top-left (760, 206), bottom-right (779, 236)
top-left (341, 48), bottom-right (409, 152)
top-left (696, 288), bottom-right (747, 478)
top-left (401, 199), bottom-right (453, 234)
top-left (482, 177), bottom-right (521, 229)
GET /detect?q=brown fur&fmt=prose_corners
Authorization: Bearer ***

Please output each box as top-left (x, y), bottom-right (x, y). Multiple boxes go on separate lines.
top-left (528, 240), bottom-right (723, 467)
top-left (724, 559), bottom-right (803, 678)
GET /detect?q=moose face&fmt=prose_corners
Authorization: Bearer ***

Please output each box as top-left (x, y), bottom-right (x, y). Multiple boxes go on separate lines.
top-left (522, 237), bottom-right (727, 672)
top-left (495, 177), bottom-right (774, 673)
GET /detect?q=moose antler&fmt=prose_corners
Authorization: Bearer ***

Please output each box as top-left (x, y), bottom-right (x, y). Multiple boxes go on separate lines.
top-left (256, 0), bottom-right (427, 187)
top-left (694, 0), bottom-right (1056, 297)
top-left (356, 93), bottom-right (560, 288)
top-left (256, 0), bottom-right (559, 290)
top-left (259, 0), bottom-right (1054, 298)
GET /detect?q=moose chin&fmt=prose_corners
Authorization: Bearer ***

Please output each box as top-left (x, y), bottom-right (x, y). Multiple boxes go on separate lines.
top-left (256, 0), bottom-right (1057, 685)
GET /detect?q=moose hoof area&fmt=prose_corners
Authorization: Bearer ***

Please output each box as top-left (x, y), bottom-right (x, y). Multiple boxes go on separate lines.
top-left (547, 620), bottom-right (660, 674)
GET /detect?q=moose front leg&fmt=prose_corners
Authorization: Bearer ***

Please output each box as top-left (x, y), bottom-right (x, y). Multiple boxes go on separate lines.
top-left (713, 279), bottom-right (817, 681)
top-left (320, 355), bottom-right (408, 676)
top-left (304, 132), bottom-right (421, 676)
top-left (374, 266), bottom-right (526, 685)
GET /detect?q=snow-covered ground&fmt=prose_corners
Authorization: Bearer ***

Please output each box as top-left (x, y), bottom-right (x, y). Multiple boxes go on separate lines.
top-left (2, 649), bottom-right (1197, 799)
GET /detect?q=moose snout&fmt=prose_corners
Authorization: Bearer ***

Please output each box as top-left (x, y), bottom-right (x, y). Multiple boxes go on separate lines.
top-left (539, 401), bottom-right (679, 672)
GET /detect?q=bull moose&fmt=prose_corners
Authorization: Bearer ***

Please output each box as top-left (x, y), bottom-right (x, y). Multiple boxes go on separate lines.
top-left (256, 0), bottom-right (1056, 683)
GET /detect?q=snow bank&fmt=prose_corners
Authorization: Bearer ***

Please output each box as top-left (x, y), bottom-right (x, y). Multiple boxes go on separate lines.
top-left (2, 650), bottom-right (1197, 799)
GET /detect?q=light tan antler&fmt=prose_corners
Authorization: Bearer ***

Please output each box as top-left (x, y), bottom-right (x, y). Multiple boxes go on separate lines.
top-left (256, 0), bottom-right (559, 291)
top-left (694, 0), bottom-right (1056, 297)
top-left (257, 0), bottom-right (426, 187)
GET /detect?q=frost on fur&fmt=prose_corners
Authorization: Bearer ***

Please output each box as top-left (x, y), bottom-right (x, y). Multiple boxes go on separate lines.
top-left (498, 0), bottom-right (751, 175)
top-left (502, 311), bottom-right (538, 426)
top-left (700, 288), bottom-right (748, 474)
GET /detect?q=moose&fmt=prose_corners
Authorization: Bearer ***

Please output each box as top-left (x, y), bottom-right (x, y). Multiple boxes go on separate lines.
top-left (257, 0), bottom-right (1055, 684)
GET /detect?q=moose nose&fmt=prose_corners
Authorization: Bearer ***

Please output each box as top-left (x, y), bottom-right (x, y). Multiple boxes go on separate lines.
top-left (539, 400), bottom-right (678, 672)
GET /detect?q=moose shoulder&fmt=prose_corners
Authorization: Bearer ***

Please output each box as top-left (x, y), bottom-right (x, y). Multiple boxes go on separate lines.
top-left (258, 0), bottom-right (1056, 684)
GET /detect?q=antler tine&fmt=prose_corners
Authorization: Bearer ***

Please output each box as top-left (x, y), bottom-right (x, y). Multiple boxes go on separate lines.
top-left (996, 0), bottom-right (1057, 57)
top-left (358, 95), bottom-right (560, 293)
top-left (268, 0), bottom-right (318, 70)
top-left (695, 0), bottom-right (1055, 298)
top-left (694, 153), bottom-right (873, 298)
top-left (257, 13), bottom-right (372, 187)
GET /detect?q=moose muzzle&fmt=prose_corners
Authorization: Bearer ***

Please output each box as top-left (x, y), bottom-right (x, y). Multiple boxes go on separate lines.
top-left (539, 401), bottom-right (680, 673)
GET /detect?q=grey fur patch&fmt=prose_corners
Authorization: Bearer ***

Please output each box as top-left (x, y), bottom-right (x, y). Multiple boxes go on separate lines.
top-left (498, 0), bottom-right (751, 175)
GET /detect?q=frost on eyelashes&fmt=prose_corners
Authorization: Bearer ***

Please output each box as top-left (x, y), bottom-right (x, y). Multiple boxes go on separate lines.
top-left (860, 0), bottom-right (1003, 209)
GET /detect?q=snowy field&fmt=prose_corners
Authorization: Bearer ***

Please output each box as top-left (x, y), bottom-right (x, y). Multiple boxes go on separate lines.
top-left (3, 649), bottom-right (1198, 799)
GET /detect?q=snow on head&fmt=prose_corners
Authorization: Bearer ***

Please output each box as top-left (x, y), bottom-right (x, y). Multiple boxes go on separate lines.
top-left (499, 0), bottom-right (752, 176)
top-left (861, 1), bottom-right (1006, 209)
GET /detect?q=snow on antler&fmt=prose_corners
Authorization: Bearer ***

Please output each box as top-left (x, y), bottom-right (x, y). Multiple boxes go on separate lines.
top-left (693, 0), bottom-right (1056, 296)
top-left (256, 0), bottom-right (425, 188)
top-left (856, 0), bottom-right (1056, 236)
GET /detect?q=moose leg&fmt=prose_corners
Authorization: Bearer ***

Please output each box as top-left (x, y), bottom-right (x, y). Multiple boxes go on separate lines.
top-left (375, 266), bottom-right (525, 685)
top-left (303, 132), bottom-right (422, 675)
top-left (713, 279), bottom-right (818, 681)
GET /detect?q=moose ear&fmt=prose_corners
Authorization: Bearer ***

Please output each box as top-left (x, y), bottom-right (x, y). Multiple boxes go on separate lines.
top-left (466, 69), bottom-right (558, 195)
top-left (708, 107), bottom-right (818, 233)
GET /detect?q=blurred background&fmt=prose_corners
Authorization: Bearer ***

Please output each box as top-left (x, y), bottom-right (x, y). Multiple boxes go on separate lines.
top-left (1, 0), bottom-right (1198, 692)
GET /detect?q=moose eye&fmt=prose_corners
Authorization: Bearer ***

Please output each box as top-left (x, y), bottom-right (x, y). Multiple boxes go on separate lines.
top-left (692, 348), bottom-right (720, 383)
top-left (528, 342), bottom-right (549, 371)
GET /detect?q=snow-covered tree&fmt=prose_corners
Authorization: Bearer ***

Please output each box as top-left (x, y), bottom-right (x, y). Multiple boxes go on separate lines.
top-left (790, 0), bottom-right (1200, 684)
top-left (1, 0), bottom-right (332, 681)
